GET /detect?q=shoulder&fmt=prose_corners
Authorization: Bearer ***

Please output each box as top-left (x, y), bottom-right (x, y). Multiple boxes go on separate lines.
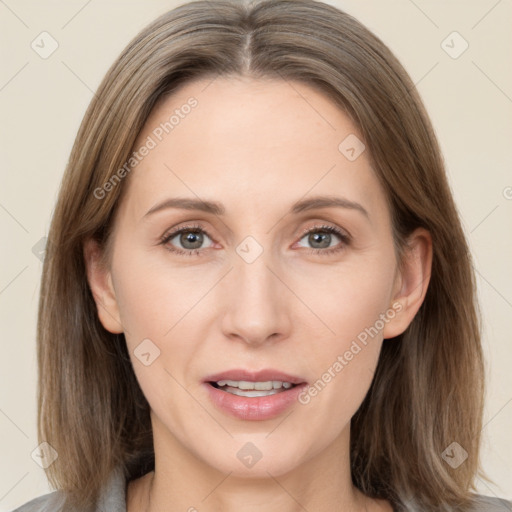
top-left (398, 494), bottom-right (511, 511)
top-left (465, 495), bottom-right (512, 511)
top-left (11, 490), bottom-right (65, 512)
top-left (11, 465), bottom-right (127, 512)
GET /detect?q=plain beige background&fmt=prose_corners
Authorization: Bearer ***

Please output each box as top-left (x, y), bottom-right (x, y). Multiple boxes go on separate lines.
top-left (1, 0), bottom-right (511, 509)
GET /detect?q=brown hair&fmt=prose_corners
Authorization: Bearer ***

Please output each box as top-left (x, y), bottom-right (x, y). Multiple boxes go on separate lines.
top-left (37, 0), bottom-right (486, 510)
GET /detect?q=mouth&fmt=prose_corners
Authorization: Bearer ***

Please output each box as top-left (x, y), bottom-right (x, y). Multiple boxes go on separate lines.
top-left (202, 369), bottom-right (308, 420)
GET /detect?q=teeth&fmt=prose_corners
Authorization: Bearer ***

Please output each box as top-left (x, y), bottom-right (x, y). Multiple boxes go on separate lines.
top-left (216, 380), bottom-right (295, 390)
top-left (224, 388), bottom-right (280, 397)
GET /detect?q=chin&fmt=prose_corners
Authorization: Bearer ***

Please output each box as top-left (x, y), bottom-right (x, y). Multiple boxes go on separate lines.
top-left (199, 439), bottom-right (310, 479)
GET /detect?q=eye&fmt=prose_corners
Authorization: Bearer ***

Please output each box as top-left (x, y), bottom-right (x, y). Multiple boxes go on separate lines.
top-left (160, 223), bottom-right (214, 256)
top-left (295, 224), bottom-right (350, 256)
top-left (159, 222), bottom-right (351, 257)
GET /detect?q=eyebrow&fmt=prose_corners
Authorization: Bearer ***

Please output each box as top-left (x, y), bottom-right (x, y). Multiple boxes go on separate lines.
top-left (143, 195), bottom-right (370, 220)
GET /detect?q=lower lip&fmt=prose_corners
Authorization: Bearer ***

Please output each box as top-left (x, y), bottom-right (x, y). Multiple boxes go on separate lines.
top-left (203, 382), bottom-right (308, 421)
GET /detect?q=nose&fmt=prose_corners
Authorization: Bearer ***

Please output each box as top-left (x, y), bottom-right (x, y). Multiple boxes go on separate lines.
top-left (220, 250), bottom-right (292, 346)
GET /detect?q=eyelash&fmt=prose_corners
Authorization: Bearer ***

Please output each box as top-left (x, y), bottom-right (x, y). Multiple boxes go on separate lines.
top-left (159, 222), bottom-right (351, 257)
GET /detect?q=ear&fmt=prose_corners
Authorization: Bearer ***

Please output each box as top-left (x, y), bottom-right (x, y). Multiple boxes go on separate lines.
top-left (83, 237), bottom-right (123, 334)
top-left (382, 227), bottom-right (433, 339)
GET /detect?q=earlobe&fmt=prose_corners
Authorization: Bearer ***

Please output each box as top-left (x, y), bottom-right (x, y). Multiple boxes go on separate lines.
top-left (83, 238), bottom-right (124, 334)
top-left (382, 228), bottom-right (433, 339)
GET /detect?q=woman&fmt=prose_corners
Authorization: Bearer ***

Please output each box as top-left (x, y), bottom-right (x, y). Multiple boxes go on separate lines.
top-left (12, 0), bottom-right (511, 511)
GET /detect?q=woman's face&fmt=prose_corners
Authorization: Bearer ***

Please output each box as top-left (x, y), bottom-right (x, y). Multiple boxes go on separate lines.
top-left (90, 76), bottom-right (420, 478)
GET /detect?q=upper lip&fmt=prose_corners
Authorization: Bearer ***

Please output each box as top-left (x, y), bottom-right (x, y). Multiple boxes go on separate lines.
top-left (204, 369), bottom-right (307, 385)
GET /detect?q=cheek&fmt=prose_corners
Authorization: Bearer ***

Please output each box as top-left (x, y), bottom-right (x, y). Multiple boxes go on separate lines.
top-left (113, 256), bottom-right (198, 432)
top-left (295, 257), bottom-right (395, 416)
top-left (111, 245), bottom-right (205, 340)
top-left (297, 254), bottom-right (396, 343)
top-left (111, 244), bottom-right (211, 384)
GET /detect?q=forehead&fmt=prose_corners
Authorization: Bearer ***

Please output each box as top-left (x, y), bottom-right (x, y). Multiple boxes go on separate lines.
top-left (120, 76), bottom-right (387, 224)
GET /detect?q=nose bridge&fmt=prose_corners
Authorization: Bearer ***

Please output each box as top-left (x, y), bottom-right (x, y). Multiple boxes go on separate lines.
top-left (236, 249), bottom-right (276, 303)
top-left (221, 243), bottom-right (290, 344)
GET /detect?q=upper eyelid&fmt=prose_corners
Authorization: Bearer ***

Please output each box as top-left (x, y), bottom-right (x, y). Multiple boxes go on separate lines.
top-left (298, 224), bottom-right (350, 239)
top-left (163, 223), bottom-right (212, 239)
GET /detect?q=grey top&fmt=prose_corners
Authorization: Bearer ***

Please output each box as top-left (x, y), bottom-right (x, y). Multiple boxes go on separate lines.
top-left (12, 466), bottom-right (126, 512)
top-left (11, 465), bottom-right (512, 511)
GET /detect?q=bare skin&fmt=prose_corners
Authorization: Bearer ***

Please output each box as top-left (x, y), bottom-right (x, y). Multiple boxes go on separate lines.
top-left (85, 75), bottom-right (432, 512)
